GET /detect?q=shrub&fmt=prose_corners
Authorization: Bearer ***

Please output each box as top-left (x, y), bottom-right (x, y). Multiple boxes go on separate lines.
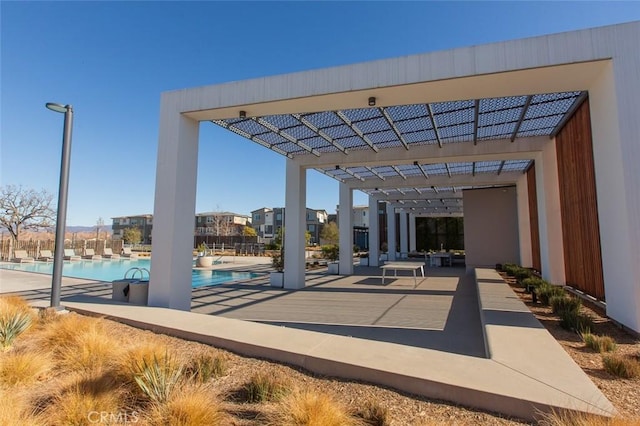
top-left (57, 323), bottom-right (123, 373)
top-left (522, 277), bottom-right (546, 290)
top-left (354, 399), bottom-right (390, 426)
top-left (0, 296), bottom-right (35, 348)
top-left (502, 263), bottom-right (518, 276)
top-left (541, 409), bottom-right (640, 426)
top-left (602, 354), bottom-right (640, 379)
top-left (0, 351), bottom-right (52, 385)
top-left (581, 332), bottom-right (617, 353)
top-left (133, 351), bottom-right (184, 403)
top-left (268, 390), bottom-right (361, 426)
top-left (184, 352), bottom-right (227, 383)
top-left (514, 268), bottom-right (532, 283)
top-left (321, 244), bottom-right (339, 262)
top-left (559, 309), bottom-right (594, 333)
top-left (538, 284), bottom-right (565, 305)
top-left (147, 384), bottom-right (226, 426)
top-left (0, 388), bottom-right (46, 426)
top-left (550, 295), bottom-right (581, 315)
top-left (244, 371), bottom-right (291, 402)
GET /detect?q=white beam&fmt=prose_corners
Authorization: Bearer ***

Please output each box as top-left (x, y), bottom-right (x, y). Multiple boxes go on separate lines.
top-left (284, 161), bottom-right (306, 289)
top-left (338, 183), bottom-right (354, 275)
top-left (399, 212), bottom-right (408, 256)
top-left (409, 213), bottom-right (417, 252)
top-left (297, 137), bottom-right (546, 169)
top-left (346, 173), bottom-right (520, 190)
top-left (516, 173), bottom-right (532, 268)
top-left (149, 99), bottom-right (199, 310)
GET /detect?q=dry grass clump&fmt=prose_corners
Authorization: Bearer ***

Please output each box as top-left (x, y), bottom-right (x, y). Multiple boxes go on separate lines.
top-left (244, 370), bottom-right (292, 402)
top-left (43, 371), bottom-right (129, 426)
top-left (146, 383), bottom-right (226, 426)
top-left (268, 389), bottom-right (362, 426)
top-left (0, 296), bottom-right (35, 348)
top-left (354, 399), bottom-right (390, 425)
top-left (581, 332), bottom-right (617, 353)
top-left (0, 350), bottom-right (52, 385)
top-left (184, 351), bottom-right (227, 383)
top-left (0, 387), bottom-right (46, 426)
top-left (602, 353), bottom-right (640, 379)
top-left (540, 409), bottom-right (640, 425)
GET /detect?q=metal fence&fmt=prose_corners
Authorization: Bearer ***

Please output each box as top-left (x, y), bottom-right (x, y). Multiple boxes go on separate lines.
top-left (0, 238), bottom-right (124, 261)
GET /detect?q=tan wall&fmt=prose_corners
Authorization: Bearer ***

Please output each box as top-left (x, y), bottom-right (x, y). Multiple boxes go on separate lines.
top-left (463, 187), bottom-right (519, 268)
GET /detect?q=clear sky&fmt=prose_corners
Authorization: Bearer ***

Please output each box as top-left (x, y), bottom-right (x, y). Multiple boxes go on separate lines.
top-left (2, 2), bottom-right (639, 226)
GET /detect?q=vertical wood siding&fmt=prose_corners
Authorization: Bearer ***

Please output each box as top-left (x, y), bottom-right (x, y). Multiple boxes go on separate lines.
top-left (555, 99), bottom-right (605, 300)
top-left (527, 165), bottom-right (541, 272)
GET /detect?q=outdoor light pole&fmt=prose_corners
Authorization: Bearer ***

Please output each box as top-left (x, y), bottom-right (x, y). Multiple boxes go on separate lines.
top-left (46, 102), bottom-right (74, 309)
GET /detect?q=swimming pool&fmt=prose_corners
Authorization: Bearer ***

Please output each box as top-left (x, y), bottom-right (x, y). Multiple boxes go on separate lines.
top-left (0, 259), bottom-right (261, 288)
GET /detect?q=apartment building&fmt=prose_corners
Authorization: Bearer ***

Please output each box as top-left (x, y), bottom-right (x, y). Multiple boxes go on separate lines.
top-left (251, 207), bottom-right (327, 244)
top-left (111, 214), bottom-right (153, 244)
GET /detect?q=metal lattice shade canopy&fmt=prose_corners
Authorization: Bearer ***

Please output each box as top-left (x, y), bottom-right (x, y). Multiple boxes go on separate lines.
top-left (211, 91), bottom-right (586, 212)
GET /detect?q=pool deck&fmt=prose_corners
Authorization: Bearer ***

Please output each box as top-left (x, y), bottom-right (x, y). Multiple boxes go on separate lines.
top-left (0, 259), bottom-right (616, 421)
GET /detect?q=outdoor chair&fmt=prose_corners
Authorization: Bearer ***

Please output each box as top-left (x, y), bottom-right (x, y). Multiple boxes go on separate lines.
top-left (12, 250), bottom-right (35, 263)
top-left (38, 249), bottom-right (54, 262)
top-left (121, 247), bottom-right (139, 259)
top-left (82, 248), bottom-right (102, 260)
top-left (63, 249), bottom-right (81, 261)
top-left (103, 248), bottom-right (121, 259)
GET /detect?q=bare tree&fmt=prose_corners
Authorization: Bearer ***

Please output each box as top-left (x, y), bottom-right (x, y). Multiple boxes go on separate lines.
top-left (95, 217), bottom-right (104, 241)
top-left (0, 185), bottom-right (55, 242)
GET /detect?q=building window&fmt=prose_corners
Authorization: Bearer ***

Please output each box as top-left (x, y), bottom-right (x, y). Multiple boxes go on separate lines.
top-left (206, 217), bottom-right (213, 223)
top-left (254, 214), bottom-right (261, 221)
top-left (363, 211), bottom-right (366, 217)
top-left (276, 213), bottom-right (282, 221)
top-left (308, 224), bottom-right (315, 232)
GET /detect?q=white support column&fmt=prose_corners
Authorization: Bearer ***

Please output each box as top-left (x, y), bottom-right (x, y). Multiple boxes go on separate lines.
top-left (589, 56), bottom-right (640, 332)
top-left (409, 213), bottom-right (417, 253)
top-left (368, 196), bottom-right (380, 267)
top-left (516, 173), bottom-right (532, 268)
top-left (338, 183), bottom-right (353, 275)
top-left (284, 161), bottom-right (306, 289)
top-left (399, 211), bottom-right (408, 257)
top-left (386, 203), bottom-right (396, 261)
top-left (149, 100), bottom-right (200, 310)
top-left (535, 141), bottom-right (565, 285)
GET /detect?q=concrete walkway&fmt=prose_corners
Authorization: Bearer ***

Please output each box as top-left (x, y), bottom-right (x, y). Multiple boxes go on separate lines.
top-left (0, 263), bottom-right (616, 421)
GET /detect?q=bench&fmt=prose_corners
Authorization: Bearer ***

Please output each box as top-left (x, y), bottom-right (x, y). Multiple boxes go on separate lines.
top-left (380, 262), bottom-right (425, 287)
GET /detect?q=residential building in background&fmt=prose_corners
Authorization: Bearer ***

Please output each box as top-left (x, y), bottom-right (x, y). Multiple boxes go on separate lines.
top-left (111, 214), bottom-right (153, 244)
top-left (251, 207), bottom-right (328, 244)
top-left (194, 211), bottom-right (250, 237)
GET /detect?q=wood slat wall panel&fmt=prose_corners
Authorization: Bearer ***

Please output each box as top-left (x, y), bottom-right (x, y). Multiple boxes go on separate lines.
top-left (555, 99), bottom-right (605, 300)
top-left (527, 165), bottom-right (541, 272)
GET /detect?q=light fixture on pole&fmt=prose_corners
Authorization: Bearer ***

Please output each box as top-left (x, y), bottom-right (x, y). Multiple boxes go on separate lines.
top-left (368, 97), bottom-right (376, 106)
top-left (239, 110), bottom-right (247, 119)
top-left (46, 102), bottom-right (74, 309)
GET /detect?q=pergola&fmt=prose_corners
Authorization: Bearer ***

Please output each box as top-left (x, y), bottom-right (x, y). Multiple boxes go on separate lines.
top-left (150, 22), bottom-right (640, 333)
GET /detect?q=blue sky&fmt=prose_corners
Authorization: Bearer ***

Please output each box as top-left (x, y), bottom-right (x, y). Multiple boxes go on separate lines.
top-left (2, 2), bottom-right (639, 226)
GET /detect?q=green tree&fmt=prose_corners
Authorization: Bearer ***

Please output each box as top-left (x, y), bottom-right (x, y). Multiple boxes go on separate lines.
top-left (305, 230), bottom-right (312, 246)
top-left (320, 221), bottom-right (339, 245)
top-left (274, 227), bottom-right (284, 249)
top-left (0, 185), bottom-right (55, 242)
top-left (242, 226), bottom-right (257, 237)
top-left (122, 227), bottom-right (142, 244)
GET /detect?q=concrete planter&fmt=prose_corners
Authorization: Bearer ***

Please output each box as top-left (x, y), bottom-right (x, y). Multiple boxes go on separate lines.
top-left (328, 262), bottom-right (339, 274)
top-left (270, 272), bottom-right (284, 288)
top-left (128, 282), bottom-right (149, 305)
top-left (196, 256), bottom-right (214, 267)
top-left (359, 257), bottom-right (369, 266)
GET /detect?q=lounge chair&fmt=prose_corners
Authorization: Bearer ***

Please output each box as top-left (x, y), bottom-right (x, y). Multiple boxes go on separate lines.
top-left (103, 248), bottom-right (120, 259)
top-left (121, 247), bottom-right (139, 259)
top-left (82, 248), bottom-right (102, 260)
top-left (63, 249), bottom-right (81, 261)
top-left (38, 249), bottom-right (54, 262)
top-left (12, 250), bottom-right (35, 263)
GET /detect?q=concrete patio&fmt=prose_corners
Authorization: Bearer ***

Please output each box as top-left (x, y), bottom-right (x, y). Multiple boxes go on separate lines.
top-left (0, 262), bottom-right (616, 421)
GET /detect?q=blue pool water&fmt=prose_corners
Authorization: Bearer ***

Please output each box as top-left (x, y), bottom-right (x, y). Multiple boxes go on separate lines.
top-left (0, 258), bottom-right (260, 288)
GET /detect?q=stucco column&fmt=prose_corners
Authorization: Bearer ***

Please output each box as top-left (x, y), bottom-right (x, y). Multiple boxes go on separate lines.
top-left (284, 161), bottom-right (306, 289)
top-left (589, 56), bottom-right (640, 332)
top-left (535, 142), bottom-right (565, 285)
top-left (399, 211), bottom-right (408, 257)
top-left (409, 213), bottom-right (417, 253)
top-left (368, 196), bottom-right (380, 267)
top-left (386, 203), bottom-right (396, 261)
top-left (516, 173), bottom-right (532, 268)
top-left (149, 99), bottom-right (199, 310)
top-left (338, 183), bottom-right (353, 275)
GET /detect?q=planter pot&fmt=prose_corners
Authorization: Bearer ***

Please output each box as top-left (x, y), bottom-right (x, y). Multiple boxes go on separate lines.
top-left (328, 262), bottom-right (339, 275)
top-left (196, 256), bottom-right (214, 267)
top-left (128, 282), bottom-right (148, 306)
top-left (270, 272), bottom-right (284, 288)
top-left (359, 257), bottom-right (369, 266)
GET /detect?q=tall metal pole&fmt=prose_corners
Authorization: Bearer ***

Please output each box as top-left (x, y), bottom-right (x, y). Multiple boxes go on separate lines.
top-left (48, 104), bottom-right (74, 309)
